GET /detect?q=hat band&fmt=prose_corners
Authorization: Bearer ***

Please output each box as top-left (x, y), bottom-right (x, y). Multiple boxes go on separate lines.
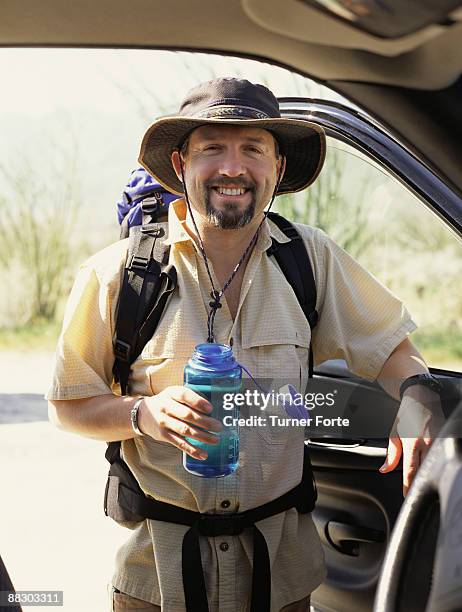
top-left (190, 105), bottom-right (274, 120)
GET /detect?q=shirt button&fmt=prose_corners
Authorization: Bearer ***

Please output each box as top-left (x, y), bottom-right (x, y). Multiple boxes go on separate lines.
top-left (221, 499), bottom-right (231, 509)
top-left (219, 542), bottom-right (229, 552)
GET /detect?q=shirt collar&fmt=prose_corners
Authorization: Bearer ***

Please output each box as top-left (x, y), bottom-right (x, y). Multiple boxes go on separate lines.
top-left (163, 198), bottom-right (192, 246)
top-left (163, 198), bottom-right (292, 250)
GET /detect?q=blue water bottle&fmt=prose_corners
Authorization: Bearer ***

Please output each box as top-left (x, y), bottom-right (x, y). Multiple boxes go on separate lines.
top-left (183, 343), bottom-right (241, 477)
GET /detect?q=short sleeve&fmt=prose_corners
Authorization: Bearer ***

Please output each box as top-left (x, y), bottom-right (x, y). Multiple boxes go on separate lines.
top-left (310, 229), bottom-right (417, 381)
top-left (46, 249), bottom-right (122, 400)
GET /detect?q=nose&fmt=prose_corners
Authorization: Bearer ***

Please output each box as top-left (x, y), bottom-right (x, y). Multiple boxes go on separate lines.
top-left (217, 148), bottom-right (246, 177)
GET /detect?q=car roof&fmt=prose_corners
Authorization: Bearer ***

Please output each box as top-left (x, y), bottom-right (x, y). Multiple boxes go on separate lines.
top-left (1, 0), bottom-right (462, 195)
top-left (2, 0), bottom-right (461, 88)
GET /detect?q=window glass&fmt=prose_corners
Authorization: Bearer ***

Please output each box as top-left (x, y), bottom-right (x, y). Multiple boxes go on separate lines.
top-left (274, 136), bottom-right (462, 371)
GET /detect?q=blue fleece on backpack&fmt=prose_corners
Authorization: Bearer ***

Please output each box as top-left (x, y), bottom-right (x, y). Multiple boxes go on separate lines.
top-left (117, 167), bottom-right (178, 227)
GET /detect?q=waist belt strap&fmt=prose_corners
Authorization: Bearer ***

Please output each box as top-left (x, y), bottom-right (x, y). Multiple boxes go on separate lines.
top-left (116, 449), bottom-right (316, 612)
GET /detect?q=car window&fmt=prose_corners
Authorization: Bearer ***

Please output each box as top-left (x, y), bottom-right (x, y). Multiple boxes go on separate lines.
top-left (274, 136), bottom-right (462, 372)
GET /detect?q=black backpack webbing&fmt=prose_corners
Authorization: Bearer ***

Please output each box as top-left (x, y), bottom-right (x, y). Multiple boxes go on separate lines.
top-left (108, 205), bottom-right (177, 467)
top-left (113, 207), bottom-right (177, 397)
top-left (119, 188), bottom-right (170, 240)
top-left (117, 443), bottom-right (316, 612)
top-left (266, 211), bottom-right (318, 376)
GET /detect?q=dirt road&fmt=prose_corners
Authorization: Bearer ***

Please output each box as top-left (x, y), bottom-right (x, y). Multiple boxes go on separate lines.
top-left (0, 351), bottom-right (127, 612)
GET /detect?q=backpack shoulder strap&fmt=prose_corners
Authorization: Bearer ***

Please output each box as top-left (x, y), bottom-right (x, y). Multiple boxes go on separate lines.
top-left (107, 197), bottom-right (178, 521)
top-left (113, 201), bottom-right (177, 396)
top-left (266, 211), bottom-right (318, 377)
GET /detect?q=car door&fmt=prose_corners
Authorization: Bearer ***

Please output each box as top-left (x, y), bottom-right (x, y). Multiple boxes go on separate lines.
top-left (0, 555), bottom-right (22, 611)
top-left (275, 98), bottom-right (462, 612)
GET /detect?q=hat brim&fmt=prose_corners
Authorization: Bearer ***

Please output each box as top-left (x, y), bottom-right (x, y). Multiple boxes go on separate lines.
top-left (138, 116), bottom-right (326, 196)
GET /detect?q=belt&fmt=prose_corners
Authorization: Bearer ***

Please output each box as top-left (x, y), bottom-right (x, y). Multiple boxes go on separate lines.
top-left (116, 447), bottom-right (317, 612)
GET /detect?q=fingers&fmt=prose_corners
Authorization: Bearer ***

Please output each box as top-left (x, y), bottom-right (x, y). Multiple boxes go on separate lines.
top-left (379, 435), bottom-right (402, 474)
top-left (141, 387), bottom-right (224, 457)
top-left (164, 398), bottom-right (222, 433)
top-left (423, 420), bottom-right (434, 446)
top-left (401, 436), bottom-right (434, 496)
top-left (380, 436), bottom-right (425, 497)
top-left (168, 386), bottom-right (213, 414)
top-left (380, 433), bottom-right (434, 497)
top-left (162, 413), bottom-right (221, 446)
top-left (164, 431), bottom-right (209, 460)
top-left (402, 438), bottom-right (421, 497)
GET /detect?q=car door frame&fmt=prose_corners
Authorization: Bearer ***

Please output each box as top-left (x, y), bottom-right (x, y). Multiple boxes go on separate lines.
top-left (278, 97), bottom-right (462, 612)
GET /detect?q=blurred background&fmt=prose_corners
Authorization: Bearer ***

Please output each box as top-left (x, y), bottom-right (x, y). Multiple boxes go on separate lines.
top-left (0, 49), bottom-right (460, 368)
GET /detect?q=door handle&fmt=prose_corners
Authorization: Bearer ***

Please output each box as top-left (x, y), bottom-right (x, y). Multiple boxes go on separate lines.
top-left (326, 520), bottom-right (385, 556)
top-left (307, 438), bottom-right (366, 447)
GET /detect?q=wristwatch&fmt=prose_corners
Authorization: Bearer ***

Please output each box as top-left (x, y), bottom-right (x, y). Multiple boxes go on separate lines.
top-left (399, 373), bottom-right (443, 401)
top-left (131, 397), bottom-right (145, 436)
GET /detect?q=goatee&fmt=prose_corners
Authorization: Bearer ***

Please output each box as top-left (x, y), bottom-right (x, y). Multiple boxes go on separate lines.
top-left (204, 188), bottom-right (257, 230)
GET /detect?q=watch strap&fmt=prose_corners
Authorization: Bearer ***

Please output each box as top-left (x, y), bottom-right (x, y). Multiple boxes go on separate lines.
top-left (131, 397), bottom-right (145, 436)
top-left (399, 374), bottom-right (443, 401)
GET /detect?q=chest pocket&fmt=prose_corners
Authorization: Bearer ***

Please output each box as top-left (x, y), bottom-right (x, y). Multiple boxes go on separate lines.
top-left (239, 327), bottom-right (311, 445)
top-left (131, 290), bottom-right (204, 394)
top-left (138, 291), bottom-right (203, 361)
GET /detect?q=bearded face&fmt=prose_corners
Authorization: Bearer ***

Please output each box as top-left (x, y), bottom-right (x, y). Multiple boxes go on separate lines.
top-left (174, 124), bottom-right (282, 230)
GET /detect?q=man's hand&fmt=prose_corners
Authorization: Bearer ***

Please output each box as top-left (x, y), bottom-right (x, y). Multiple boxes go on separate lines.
top-left (379, 386), bottom-right (444, 496)
top-left (137, 386), bottom-right (222, 460)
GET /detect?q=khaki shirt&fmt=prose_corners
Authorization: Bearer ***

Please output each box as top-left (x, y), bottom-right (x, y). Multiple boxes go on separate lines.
top-left (47, 199), bottom-right (416, 612)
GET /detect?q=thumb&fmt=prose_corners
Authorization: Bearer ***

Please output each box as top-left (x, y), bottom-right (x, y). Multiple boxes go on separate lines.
top-left (380, 436), bottom-right (402, 473)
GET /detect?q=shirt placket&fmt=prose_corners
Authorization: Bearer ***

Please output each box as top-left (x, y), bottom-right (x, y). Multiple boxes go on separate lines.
top-left (191, 245), bottom-right (254, 611)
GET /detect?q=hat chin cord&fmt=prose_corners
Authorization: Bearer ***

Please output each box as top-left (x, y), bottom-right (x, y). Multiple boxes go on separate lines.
top-left (179, 155), bottom-right (283, 343)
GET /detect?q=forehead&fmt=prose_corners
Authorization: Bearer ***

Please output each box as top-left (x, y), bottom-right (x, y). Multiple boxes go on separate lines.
top-left (189, 124), bottom-right (275, 146)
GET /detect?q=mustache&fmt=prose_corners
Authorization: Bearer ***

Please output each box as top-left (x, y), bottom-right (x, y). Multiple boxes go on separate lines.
top-left (204, 178), bottom-right (256, 191)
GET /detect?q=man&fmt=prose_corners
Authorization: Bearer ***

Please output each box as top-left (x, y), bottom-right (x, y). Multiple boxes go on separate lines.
top-left (47, 78), bottom-right (443, 612)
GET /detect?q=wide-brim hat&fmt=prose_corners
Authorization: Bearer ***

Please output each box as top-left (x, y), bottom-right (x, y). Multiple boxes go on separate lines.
top-left (138, 78), bottom-right (326, 196)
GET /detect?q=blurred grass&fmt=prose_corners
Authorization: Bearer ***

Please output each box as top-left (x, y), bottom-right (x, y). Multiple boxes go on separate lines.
top-left (412, 329), bottom-right (462, 371)
top-left (0, 319), bottom-right (62, 351)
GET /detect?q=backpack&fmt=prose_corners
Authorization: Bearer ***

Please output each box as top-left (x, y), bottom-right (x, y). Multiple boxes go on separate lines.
top-left (105, 168), bottom-right (319, 524)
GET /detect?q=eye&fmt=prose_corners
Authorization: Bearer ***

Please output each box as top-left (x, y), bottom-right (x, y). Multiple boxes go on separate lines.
top-left (203, 144), bottom-right (221, 152)
top-left (245, 145), bottom-right (263, 155)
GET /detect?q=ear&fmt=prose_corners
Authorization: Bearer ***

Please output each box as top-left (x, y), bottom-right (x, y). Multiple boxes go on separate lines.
top-left (277, 154), bottom-right (286, 183)
top-left (171, 150), bottom-right (183, 182)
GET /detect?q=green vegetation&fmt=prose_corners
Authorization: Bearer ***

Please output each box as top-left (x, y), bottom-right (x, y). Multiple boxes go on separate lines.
top-left (0, 318), bottom-right (62, 351)
top-left (411, 329), bottom-right (462, 371)
top-left (273, 144), bottom-right (462, 372)
top-left (0, 146), bottom-right (81, 331)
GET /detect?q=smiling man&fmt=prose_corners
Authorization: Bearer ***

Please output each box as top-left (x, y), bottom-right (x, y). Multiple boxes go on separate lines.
top-left (47, 78), bottom-right (443, 612)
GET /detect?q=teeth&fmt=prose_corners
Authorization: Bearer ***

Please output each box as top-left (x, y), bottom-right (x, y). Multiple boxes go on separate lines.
top-left (217, 187), bottom-right (246, 196)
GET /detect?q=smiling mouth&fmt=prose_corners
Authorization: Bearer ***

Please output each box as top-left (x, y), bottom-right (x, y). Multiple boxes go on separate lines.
top-left (212, 186), bottom-right (250, 197)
